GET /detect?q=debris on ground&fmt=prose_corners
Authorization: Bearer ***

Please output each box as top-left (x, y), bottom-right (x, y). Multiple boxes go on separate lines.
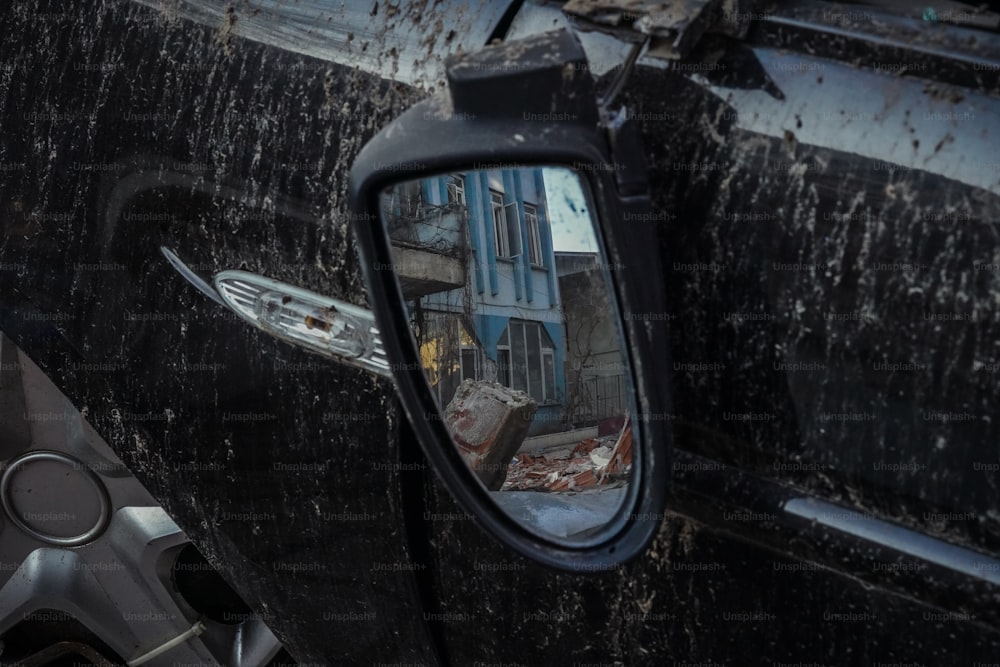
top-left (501, 418), bottom-right (632, 492)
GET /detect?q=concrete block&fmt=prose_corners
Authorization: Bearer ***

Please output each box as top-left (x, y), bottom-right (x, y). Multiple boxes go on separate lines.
top-left (444, 379), bottom-right (537, 491)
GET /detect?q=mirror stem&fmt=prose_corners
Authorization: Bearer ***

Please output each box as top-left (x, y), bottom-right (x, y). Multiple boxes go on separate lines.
top-left (597, 37), bottom-right (648, 113)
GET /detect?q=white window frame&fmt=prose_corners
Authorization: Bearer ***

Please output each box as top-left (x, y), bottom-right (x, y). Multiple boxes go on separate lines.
top-left (496, 320), bottom-right (557, 403)
top-left (491, 190), bottom-right (510, 258)
top-left (447, 175), bottom-right (465, 204)
top-left (524, 203), bottom-right (543, 267)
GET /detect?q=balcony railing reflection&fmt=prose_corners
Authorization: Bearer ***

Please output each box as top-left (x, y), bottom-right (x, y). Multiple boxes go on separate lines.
top-left (385, 200), bottom-right (469, 299)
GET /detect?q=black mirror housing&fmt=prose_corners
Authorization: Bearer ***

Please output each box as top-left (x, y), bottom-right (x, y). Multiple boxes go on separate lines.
top-left (444, 29), bottom-right (600, 124)
top-left (349, 29), bottom-right (672, 572)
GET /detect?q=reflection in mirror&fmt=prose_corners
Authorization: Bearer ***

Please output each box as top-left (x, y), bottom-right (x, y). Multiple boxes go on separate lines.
top-left (379, 167), bottom-right (634, 541)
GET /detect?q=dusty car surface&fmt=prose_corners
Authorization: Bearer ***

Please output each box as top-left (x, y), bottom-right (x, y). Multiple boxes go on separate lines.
top-left (1, 0), bottom-right (1000, 665)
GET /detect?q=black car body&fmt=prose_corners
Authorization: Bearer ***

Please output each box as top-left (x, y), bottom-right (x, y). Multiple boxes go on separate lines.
top-left (1, 0), bottom-right (1000, 665)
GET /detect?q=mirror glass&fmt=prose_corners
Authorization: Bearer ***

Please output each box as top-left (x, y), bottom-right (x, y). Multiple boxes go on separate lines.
top-left (379, 167), bottom-right (635, 542)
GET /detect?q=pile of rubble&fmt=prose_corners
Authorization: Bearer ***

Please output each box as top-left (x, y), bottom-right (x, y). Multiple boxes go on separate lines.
top-left (501, 420), bottom-right (633, 492)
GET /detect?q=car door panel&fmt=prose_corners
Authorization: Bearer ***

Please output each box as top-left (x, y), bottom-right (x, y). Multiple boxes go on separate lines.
top-left (0, 0), bottom-right (499, 662)
top-left (397, 6), bottom-right (1000, 666)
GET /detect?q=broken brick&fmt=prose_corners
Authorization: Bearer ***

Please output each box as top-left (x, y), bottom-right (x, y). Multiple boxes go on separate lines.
top-left (571, 438), bottom-right (600, 456)
top-left (444, 379), bottom-right (537, 491)
top-left (546, 468), bottom-right (599, 491)
top-left (604, 419), bottom-right (633, 475)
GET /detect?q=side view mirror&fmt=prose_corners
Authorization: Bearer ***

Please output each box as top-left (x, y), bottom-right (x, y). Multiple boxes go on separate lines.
top-left (349, 29), bottom-right (671, 571)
